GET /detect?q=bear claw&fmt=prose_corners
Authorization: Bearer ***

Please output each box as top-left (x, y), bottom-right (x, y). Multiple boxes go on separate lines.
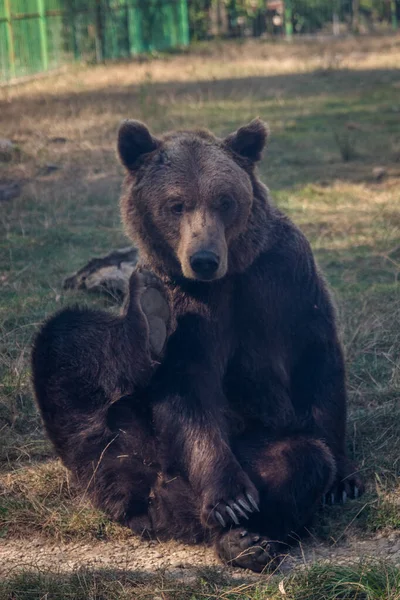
top-left (237, 498), bottom-right (251, 512)
top-left (210, 493), bottom-right (257, 528)
top-left (232, 502), bottom-right (249, 519)
top-left (215, 511), bottom-right (226, 527)
top-left (323, 479), bottom-right (363, 506)
top-left (246, 493), bottom-right (260, 512)
top-left (226, 506), bottom-right (240, 525)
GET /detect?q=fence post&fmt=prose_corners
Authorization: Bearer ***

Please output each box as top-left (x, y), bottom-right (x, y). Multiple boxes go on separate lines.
top-left (285, 0), bottom-right (293, 38)
top-left (179, 0), bottom-right (189, 46)
top-left (285, 0), bottom-right (293, 40)
top-left (4, 0), bottom-right (16, 79)
top-left (127, 0), bottom-right (142, 55)
top-left (37, 0), bottom-right (49, 70)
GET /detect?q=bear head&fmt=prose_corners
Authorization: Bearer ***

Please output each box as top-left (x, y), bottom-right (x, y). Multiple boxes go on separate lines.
top-left (118, 119), bottom-right (273, 282)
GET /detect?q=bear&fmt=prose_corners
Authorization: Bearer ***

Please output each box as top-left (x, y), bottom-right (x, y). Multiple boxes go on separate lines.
top-left (32, 118), bottom-right (364, 572)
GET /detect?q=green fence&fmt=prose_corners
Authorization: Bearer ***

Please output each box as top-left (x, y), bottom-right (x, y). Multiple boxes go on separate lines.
top-left (0, 0), bottom-right (189, 81)
top-left (1, 0), bottom-right (398, 82)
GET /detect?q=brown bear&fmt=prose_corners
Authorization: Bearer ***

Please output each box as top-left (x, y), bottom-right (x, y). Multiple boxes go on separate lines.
top-left (32, 119), bottom-right (364, 572)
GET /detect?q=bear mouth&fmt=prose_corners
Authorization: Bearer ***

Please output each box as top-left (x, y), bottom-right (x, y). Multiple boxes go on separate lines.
top-left (185, 265), bottom-right (227, 283)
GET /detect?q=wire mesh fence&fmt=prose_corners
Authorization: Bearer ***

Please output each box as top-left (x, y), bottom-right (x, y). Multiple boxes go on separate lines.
top-left (0, 0), bottom-right (189, 81)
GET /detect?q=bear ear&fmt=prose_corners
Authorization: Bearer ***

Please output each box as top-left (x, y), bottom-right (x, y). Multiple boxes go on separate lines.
top-left (118, 120), bottom-right (160, 171)
top-left (223, 118), bottom-right (268, 162)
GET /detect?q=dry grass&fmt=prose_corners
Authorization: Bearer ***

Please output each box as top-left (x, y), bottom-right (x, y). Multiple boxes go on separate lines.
top-left (0, 461), bottom-right (130, 540)
top-left (0, 34), bottom-right (399, 558)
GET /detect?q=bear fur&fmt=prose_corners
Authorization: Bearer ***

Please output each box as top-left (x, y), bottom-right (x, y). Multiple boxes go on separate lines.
top-left (32, 119), bottom-right (363, 572)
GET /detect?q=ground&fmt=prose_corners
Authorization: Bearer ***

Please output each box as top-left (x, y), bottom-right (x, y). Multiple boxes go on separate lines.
top-left (0, 35), bottom-right (399, 599)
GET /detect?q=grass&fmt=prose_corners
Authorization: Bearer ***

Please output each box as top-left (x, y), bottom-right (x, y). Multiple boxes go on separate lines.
top-left (1, 562), bottom-right (399, 599)
top-left (0, 33), bottom-right (400, 598)
top-left (0, 461), bottom-right (130, 541)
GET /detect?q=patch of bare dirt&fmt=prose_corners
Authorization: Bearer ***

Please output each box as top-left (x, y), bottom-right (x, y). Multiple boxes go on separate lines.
top-left (1, 532), bottom-right (399, 577)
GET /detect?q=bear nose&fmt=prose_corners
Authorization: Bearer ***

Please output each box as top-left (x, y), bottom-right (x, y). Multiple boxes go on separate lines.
top-left (190, 251), bottom-right (220, 279)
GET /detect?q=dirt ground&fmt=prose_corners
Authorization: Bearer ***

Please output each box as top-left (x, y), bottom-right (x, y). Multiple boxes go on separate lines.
top-left (1, 531), bottom-right (400, 578)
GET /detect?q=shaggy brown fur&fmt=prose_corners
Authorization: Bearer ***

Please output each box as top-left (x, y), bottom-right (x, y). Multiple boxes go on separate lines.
top-left (32, 119), bottom-right (364, 572)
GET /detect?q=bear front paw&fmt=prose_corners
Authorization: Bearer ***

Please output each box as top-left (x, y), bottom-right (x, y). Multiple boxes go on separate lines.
top-left (200, 471), bottom-right (260, 529)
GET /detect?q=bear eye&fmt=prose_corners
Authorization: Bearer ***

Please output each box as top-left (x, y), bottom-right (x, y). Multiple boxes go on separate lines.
top-left (219, 196), bottom-right (234, 212)
top-left (170, 202), bottom-right (184, 216)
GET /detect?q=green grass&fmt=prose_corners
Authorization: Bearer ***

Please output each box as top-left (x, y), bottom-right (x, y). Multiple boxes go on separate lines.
top-left (0, 34), bottom-right (400, 597)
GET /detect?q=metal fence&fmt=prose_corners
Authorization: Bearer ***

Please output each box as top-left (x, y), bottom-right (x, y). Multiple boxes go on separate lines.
top-left (0, 0), bottom-right (189, 81)
top-left (1, 0), bottom-right (398, 82)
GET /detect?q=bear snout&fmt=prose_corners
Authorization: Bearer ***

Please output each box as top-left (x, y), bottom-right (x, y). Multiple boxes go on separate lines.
top-left (189, 250), bottom-right (220, 280)
top-left (178, 212), bottom-right (228, 281)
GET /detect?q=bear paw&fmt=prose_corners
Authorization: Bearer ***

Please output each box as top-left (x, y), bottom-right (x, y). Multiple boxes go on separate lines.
top-left (216, 528), bottom-right (282, 572)
top-left (135, 268), bottom-right (171, 356)
top-left (201, 470), bottom-right (260, 529)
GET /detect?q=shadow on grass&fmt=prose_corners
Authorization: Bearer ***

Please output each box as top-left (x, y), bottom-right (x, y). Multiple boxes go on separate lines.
top-left (1, 67), bottom-right (399, 191)
top-left (1, 561), bottom-right (400, 600)
top-left (2, 68), bottom-right (399, 111)
top-left (0, 566), bottom-right (237, 600)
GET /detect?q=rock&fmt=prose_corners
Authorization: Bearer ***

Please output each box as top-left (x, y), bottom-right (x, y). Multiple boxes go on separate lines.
top-left (0, 138), bottom-right (15, 162)
top-left (0, 181), bottom-right (21, 202)
top-left (372, 167), bottom-right (387, 182)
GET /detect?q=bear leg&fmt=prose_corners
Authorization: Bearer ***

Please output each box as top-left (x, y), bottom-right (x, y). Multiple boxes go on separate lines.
top-left (31, 271), bottom-right (168, 534)
top-left (234, 434), bottom-right (336, 542)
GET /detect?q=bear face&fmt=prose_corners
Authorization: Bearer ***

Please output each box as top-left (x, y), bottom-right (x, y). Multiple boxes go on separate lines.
top-left (118, 119), bottom-right (270, 281)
